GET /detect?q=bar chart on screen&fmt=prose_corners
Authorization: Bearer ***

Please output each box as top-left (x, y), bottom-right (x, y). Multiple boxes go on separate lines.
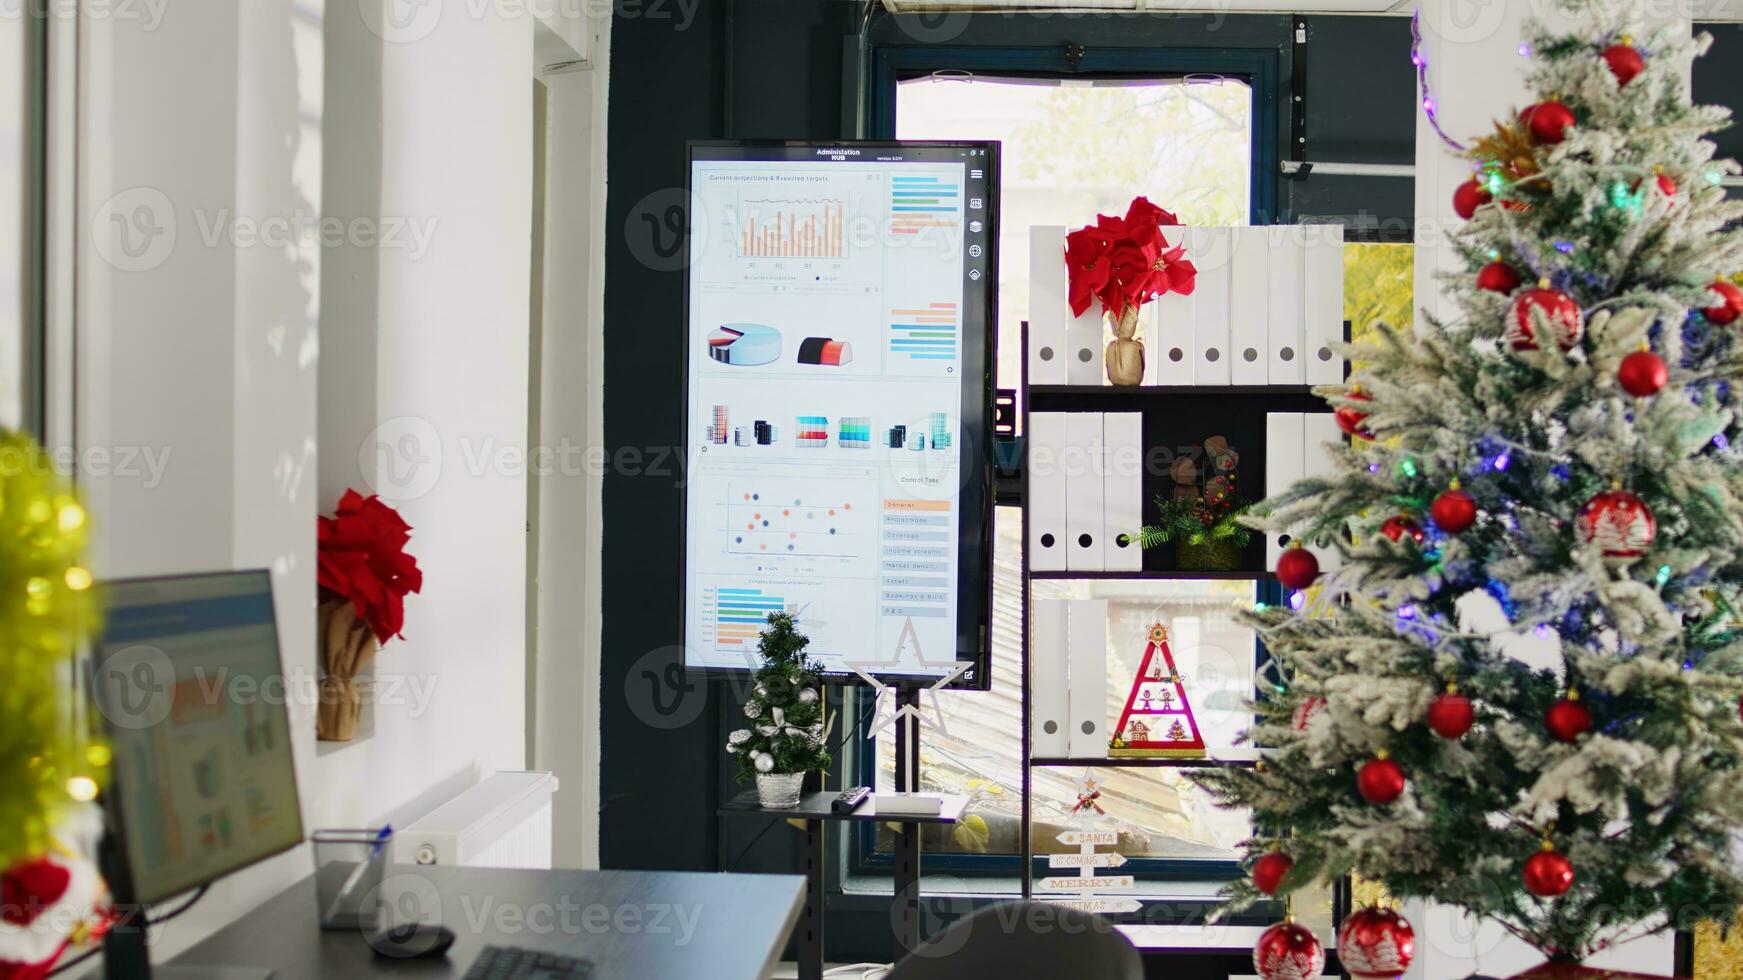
top-left (737, 196), bottom-right (846, 258)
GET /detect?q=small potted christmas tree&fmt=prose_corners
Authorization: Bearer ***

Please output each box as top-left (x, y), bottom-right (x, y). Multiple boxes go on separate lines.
top-left (727, 612), bottom-right (832, 808)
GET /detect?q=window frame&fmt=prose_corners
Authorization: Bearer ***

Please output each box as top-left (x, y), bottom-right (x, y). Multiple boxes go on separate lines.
top-left (849, 43), bottom-right (1286, 884)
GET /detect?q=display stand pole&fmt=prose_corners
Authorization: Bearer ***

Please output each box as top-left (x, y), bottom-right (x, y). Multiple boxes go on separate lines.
top-left (891, 684), bottom-right (924, 958)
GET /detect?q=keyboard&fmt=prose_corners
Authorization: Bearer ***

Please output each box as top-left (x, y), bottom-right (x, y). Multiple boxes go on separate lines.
top-left (461, 944), bottom-right (594, 980)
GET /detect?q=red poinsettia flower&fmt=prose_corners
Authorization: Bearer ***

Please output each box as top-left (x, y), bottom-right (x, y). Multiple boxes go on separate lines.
top-left (1064, 226), bottom-right (1114, 316)
top-left (1065, 195), bottom-right (1194, 318)
top-left (317, 490), bottom-right (422, 645)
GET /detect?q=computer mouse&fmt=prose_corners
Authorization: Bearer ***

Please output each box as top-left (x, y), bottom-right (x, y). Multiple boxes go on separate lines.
top-left (368, 922), bottom-right (456, 959)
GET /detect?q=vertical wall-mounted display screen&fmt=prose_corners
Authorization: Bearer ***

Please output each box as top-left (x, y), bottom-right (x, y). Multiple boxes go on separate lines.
top-left (683, 141), bottom-right (998, 688)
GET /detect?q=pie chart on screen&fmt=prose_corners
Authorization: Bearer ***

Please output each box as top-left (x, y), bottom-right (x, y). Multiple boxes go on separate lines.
top-left (707, 323), bottom-right (782, 366)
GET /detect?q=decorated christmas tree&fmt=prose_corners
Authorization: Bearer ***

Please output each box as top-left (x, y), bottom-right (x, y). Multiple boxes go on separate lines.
top-left (1197, 1), bottom-right (1743, 967)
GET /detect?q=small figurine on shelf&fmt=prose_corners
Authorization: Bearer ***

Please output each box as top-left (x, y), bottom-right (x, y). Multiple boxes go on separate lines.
top-left (1133, 435), bottom-right (1253, 571)
top-left (1110, 623), bottom-right (1207, 759)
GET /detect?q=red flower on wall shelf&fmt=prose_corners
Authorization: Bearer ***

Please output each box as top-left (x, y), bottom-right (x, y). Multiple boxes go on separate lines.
top-left (1064, 196), bottom-right (1197, 318)
top-left (317, 490), bottom-right (422, 645)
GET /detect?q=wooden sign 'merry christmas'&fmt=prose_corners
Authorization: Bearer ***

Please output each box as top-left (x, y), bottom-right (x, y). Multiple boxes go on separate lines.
top-left (1109, 623), bottom-right (1206, 759)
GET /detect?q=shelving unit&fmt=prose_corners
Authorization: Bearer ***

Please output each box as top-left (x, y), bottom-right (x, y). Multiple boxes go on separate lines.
top-left (1015, 318), bottom-right (1348, 935)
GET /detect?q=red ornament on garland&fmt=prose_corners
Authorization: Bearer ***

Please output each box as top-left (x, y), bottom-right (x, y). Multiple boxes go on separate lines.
top-left (1427, 683), bottom-right (1474, 740)
top-left (1618, 349), bottom-right (1668, 397)
top-left (1523, 100), bottom-right (1576, 144)
top-left (1252, 851), bottom-right (1294, 896)
top-left (1356, 751), bottom-right (1406, 805)
top-left (1602, 38), bottom-right (1645, 86)
top-left (1380, 516), bottom-right (1424, 545)
top-left (1704, 280), bottom-right (1743, 326)
top-left (1452, 179), bottom-right (1492, 220)
top-left (1576, 488), bottom-right (1655, 558)
top-left (1254, 919), bottom-right (1325, 980)
top-left (1507, 280), bottom-right (1584, 352)
top-left (1338, 906), bottom-right (1415, 979)
top-left (1276, 545), bottom-right (1320, 591)
top-left (1476, 261), bottom-right (1521, 294)
top-left (1335, 388), bottom-right (1372, 438)
top-left (1523, 841), bottom-right (1576, 897)
top-left (1546, 691), bottom-right (1592, 743)
top-left (1430, 482), bottom-right (1478, 535)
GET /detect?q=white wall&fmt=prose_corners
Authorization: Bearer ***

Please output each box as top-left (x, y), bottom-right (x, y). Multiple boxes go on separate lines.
top-left (1408, 2), bottom-right (1686, 974)
top-left (73, 0), bottom-right (554, 960)
top-left (530, 32), bottom-right (610, 870)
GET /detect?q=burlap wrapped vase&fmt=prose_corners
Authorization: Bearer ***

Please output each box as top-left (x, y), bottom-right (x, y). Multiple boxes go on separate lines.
top-left (1105, 304), bottom-right (1144, 386)
top-left (317, 599), bottom-right (378, 741)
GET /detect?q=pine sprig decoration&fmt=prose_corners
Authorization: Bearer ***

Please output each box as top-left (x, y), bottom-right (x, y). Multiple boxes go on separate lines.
top-left (1135, 494), bottom-right (1255, 549)
top-left (1193, 0), bottom-right (1743, 961)
top-left (726, 612), bottom-right (833, 782)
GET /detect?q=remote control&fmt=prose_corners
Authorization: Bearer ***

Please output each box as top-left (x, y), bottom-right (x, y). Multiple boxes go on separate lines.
top-left (832, 786), bottom-right (871, 814)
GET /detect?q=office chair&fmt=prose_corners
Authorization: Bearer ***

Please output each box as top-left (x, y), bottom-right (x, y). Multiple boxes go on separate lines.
top-left (885, 899), bottom-right (1143, 979)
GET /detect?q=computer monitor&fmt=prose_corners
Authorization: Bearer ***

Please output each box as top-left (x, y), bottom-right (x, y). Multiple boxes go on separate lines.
top-left (90, 570), bottom-right (304, 906)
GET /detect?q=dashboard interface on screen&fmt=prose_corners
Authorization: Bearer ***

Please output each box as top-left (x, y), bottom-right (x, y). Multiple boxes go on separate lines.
top-left (684, 142), bottom-right (996, 684)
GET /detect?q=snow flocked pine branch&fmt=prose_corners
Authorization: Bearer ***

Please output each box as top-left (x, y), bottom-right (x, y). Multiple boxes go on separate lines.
top-left (1193, 0), bottom-right (1743, 962)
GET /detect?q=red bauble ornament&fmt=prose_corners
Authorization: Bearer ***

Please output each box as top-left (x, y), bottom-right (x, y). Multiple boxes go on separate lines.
top-left (1523, 100), bottom-right (1576, 144)
top-left (1523, 843), bottom-right (1575, 897)
top-left (1335, 390), bottom-right (1372, 438)
top-left (1507, 282), bottom-right (1584, 351)
top-left (1576, 489), bottom-right (1655, 558)
top-left (1254, 919), bottom-right (1325, 980)
top-left (1427, 686), bottom-right (1474, 740)
top-left (1380, 516), bottom-right (1424, 545)
top-left (1430, 483), bottom-right (1478, 534)
top-left (1357, 752), bottom-right (1406, 805)
top-left (1476, 261), bottom-right (1521, 294)
top-left (1618, 349), bottom-right (1668, 397)
top-left (1292, 695), bottom-right (1326, 732)
top-left (1704, 280), bottom-right (1743, 326)
top-left (1276, 546), bottom-right (1320, 591)
top-left (1453, 179), bottom-right (1492, 220)
top-left (1338, 906), bottom-right (1416, 979)
top-left (1546, 694), bottom-right (1592, 743)
top-left (1603, 41), bottom-right (1645, 86)
top-left (1252, 851), bottom-right (1294, 896)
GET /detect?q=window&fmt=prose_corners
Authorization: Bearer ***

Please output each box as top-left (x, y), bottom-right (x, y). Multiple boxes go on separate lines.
top-left (855, 51), bottom-right (1281, 887)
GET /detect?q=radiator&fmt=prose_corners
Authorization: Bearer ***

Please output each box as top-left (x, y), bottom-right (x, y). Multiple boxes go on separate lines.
top-left (394, 771), bottom-right (558, 869)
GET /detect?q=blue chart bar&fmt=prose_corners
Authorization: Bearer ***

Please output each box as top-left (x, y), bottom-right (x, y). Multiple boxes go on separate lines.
top-left (889, 302), bottom-right (959, 363)
top-left (890, 175), bottom-right (960, 213)
top-left (714, 587), bottom-right (784, 649)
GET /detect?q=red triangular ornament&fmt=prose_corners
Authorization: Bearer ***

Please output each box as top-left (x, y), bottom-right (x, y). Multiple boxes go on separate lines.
top-left (1109, 622), bottom-right (1206, 758)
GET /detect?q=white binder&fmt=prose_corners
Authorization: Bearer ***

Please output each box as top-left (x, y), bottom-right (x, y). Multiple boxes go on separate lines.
top-left (1305, 223), bottom-right (1346, 385)
top-left (1067, 598), bottom-right (1109, 758)
top-left (1031, 598), bottom-right (1070, 757)
top-left (1190, 226), bottom-right (1232, 386)
top-left (1303, 412), bottom-right (1344, 572)
top-left (1064, 412), bottom-right (1106, 571)
top-left (1102, 413), bottom-right (1144, 572)
top-left (1151, 225), bottom-right (1195, 386)
top-left (1066, 305), bottom-right (1104, 385)
top-left (1229, 226), bottom-right (1270, 385)
top-left (1027, 226), bottom-right (1070, 386)
top-left (1266, 225), bottom-right (1306, 385)
top-left (1028, 412), bottom-right (1068, 571)
top-left (1264, 412), bottom-right (1305, 569)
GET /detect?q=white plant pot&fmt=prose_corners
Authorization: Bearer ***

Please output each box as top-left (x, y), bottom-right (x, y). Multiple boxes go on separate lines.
top-left (755, 772), bottom-right (805, 808)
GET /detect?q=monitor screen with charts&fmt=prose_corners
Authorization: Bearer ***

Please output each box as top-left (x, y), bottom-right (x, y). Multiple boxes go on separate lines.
top-left (683, 141), bottom-right (998, 688)
top-left (91, 570), bottom-right (304, 904)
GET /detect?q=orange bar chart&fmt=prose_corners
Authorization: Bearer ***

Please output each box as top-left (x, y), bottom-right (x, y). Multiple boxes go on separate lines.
top-left (740, 199), bottom-right (846, 258)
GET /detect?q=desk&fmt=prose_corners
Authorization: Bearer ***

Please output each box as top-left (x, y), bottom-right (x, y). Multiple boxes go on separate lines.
top-left (718, 791), bottom-right (968, 980)
top-left (166, 865), bottom-right (804, 980)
